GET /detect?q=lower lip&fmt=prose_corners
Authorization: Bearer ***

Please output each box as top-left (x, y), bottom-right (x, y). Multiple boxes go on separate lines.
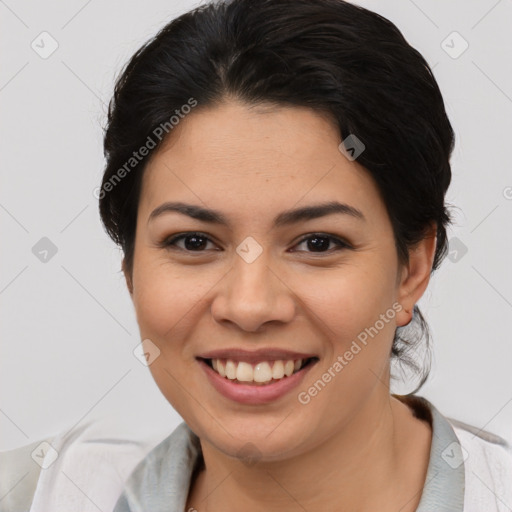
top-left (198, 359), bottom-right (316, 405)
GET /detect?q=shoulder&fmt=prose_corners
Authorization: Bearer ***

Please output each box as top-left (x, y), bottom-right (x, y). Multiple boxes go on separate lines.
top-left (0, 416), bottom-right (166, 512)
top-left (447, 416), bottom-right (512, 510)
top-left (0, 436), bottom-right (54, 512)
top-left (396, 394), bottom-right (512, 510)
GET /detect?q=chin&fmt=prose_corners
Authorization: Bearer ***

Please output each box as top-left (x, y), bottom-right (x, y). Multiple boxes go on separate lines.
top-left (190, 414), bottom-right (314, 463)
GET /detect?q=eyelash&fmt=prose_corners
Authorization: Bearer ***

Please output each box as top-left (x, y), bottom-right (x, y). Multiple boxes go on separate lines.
top-left (159, 231), bottom-right (351, 255)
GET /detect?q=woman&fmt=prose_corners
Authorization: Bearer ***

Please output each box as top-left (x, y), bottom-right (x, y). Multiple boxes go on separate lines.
top-left (100, 0), bottom-right (512, 512)
top-left (97, 0), bottom-right (511, 511)
top-left (2, 0), bottom-right (509, 511)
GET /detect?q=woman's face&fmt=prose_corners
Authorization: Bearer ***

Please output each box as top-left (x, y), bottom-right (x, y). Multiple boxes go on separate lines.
top-left (124, 99), bottom-right (431, 461)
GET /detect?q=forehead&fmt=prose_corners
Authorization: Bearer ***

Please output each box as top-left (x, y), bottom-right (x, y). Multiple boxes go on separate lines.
top-left (139, 100), bottom-right (382, 222)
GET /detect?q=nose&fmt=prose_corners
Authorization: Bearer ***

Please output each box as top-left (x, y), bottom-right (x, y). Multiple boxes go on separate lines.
top-left (210, 249), bottom-right (296, 333)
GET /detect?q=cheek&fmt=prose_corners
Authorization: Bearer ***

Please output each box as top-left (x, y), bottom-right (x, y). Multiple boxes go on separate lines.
top-left (131, 258), bottom-right (225, 363)
top-left (295, 268), bottom-right (398, 423)
top-left (132, 263), bottom-right (207, 410)
top-left (131, 261), bottom-right (195, 343)
top-left (297, 262), bottom-right (398, 338)
top-left (294, 262), bottom-right (398, 400)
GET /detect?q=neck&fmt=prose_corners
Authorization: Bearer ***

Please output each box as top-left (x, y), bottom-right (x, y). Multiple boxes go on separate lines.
top-left (187, 391), bottom-right (430, 512)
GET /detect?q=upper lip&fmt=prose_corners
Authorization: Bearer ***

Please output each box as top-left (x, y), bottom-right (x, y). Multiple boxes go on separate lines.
top-left (197, 348), bottom-right (317, 364)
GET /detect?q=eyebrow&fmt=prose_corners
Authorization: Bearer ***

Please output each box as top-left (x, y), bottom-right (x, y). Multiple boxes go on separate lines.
top-left (148, 200), bottom-right (365, 228)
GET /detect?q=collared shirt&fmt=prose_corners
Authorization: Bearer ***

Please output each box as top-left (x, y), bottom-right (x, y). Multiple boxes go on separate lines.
top-left (2, 395), bottom-right (510, 512)
top-left (111, 395), bottom-right (511, 512)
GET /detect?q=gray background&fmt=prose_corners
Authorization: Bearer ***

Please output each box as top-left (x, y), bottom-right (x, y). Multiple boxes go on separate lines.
top-left (1, 0), bottom-right (511, 451)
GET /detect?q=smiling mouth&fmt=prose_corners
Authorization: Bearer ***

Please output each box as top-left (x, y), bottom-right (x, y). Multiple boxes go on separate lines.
top-left (200, 357), bottom-right (319, 385)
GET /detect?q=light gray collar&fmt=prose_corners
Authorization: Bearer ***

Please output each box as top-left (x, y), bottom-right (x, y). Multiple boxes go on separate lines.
top-left (415, 397), bottom-right (465, 511)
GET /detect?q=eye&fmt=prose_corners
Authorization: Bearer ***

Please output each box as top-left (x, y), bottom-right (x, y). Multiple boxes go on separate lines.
top-left (160, 232), bottom-right (218, 252)
top-left (291, 233), bottom-right (351, 254)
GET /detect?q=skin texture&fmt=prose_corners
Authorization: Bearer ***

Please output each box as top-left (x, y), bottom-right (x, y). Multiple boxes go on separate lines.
top-left (123, 99), bottom-right (435, 512)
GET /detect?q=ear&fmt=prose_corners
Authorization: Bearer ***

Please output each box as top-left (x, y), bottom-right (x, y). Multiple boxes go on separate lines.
top-left (122, 258), bottom-right (134, 296)
top-left (395, 223), bottom-right (437, 327)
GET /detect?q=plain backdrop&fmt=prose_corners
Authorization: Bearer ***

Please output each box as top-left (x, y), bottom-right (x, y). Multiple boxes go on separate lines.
top-left (1, 0), bottom-right (511, 451)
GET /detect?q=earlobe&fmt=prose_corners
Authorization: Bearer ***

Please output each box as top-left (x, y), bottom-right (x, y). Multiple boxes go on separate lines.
top-left (396, 306), bottom-right (413, 327)
top-left (395, 223), bottom-right (437, 327)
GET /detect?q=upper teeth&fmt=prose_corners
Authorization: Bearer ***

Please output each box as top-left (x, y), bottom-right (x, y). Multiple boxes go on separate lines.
top-left (211, 359), bottom-right (304, 383)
